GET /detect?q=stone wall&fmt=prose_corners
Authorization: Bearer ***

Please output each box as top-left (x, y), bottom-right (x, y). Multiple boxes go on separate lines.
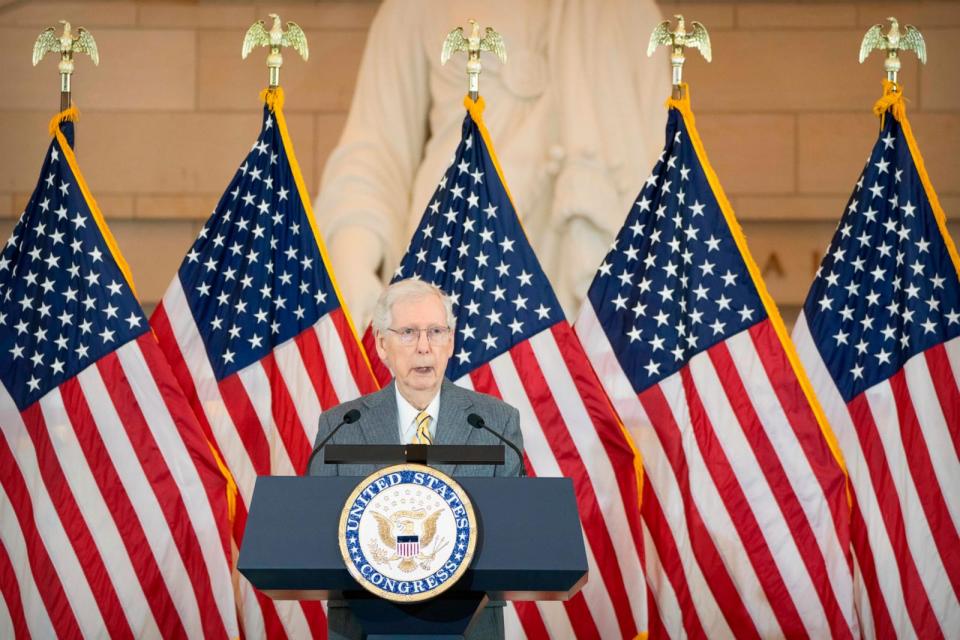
top-left (1, 0), bottom-right (958, 323)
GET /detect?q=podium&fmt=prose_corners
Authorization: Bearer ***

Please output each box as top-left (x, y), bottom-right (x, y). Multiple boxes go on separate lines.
top-left (238, 471), bottom-right (588, 638)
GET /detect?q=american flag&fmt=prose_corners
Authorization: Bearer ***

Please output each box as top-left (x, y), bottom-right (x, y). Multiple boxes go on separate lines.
top-left (0, 112), bottom-right (239, 638)
top-left (574, 93), bottom-right (858, 638)
top-left (361, 97), bottom-right (647, 639)
top-left (150, 89), bottom-right (379, 639)
top-left (792, 84), bottom-right (960, 638)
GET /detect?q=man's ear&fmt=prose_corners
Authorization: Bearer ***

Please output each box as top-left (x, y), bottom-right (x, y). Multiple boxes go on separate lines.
top-left (374, 331), bottom-right (388, 361)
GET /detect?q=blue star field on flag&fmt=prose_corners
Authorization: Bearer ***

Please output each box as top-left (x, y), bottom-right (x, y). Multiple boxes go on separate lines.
top-left (586, 108), bottom-right (766, 394)
top-left (391, 105), bottom-right (560, 382)
top-left (0, 121), bottom-right (149, 410)
top-left (177, 104), bottom-right (339, 380)
top-left (802, 113), bottom-right (960, 401)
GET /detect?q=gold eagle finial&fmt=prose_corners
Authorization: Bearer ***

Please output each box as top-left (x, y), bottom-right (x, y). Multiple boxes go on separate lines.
top-left (647, 14), bottom-right (711, 97)
top-left (242, 14), bottom-right (309, 87)
top-left (441, 19), bottom-right (507, 100)
top-left (859, 17), bottom-right (926, 84)
top-left (33, 20), bottom-right (99, 103)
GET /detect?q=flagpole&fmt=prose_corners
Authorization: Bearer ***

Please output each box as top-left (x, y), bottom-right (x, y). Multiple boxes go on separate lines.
top-left (441, 20), bottom-right (507, 102)
top-left (32, 20), bottom-right (99, 126)
top-left (647, 14), bottom-right (712, 101)
top-left (242, 14), bottom-right (309, 90)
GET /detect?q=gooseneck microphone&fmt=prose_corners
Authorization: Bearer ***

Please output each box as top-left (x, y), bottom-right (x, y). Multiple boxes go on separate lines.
top-left (467, 413), bottom-right (526, 477)
top-left (303, 409), bottom-right (361, 474)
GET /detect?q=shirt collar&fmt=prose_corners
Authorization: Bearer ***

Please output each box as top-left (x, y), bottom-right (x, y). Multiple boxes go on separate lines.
top-left (395, 385), bottom-right (440, 442)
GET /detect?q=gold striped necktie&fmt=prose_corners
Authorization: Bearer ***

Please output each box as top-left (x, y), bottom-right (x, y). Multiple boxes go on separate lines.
top-left (413, 410), bottom-right (433, 445)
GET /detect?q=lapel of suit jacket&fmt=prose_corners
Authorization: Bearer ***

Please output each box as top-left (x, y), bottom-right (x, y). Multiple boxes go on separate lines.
top-left (435, 378), bottom-right (475, 445)
top-left (359, 380), bottom-right (401, 445)
top-left (433, 379), bottom-right (479, 476)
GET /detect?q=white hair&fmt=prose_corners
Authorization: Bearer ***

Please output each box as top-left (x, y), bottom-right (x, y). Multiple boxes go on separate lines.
top-left (371, 279), bottom-right (456, 334)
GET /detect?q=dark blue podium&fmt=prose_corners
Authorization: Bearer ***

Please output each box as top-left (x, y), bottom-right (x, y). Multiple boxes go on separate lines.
top-left (238, 475), bottom-right (587, 638)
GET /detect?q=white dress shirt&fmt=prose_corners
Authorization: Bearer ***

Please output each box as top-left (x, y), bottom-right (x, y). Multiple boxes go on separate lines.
top-left (395, 386), bottom-right (440, 444)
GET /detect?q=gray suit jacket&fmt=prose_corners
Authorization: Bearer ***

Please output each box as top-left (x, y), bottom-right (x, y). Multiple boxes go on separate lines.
top-left (308, 378), bottom-right (524, 478)
top-left (308, 379), bottom-right (523, 640)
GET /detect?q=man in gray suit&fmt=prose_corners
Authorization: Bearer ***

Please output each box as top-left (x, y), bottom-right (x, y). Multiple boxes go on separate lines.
top-left (309, 278), bottom-right (524, 639)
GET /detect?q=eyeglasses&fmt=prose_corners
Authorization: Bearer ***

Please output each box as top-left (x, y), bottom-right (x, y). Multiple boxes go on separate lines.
top-left (386, 326), bottom-right (452, 346)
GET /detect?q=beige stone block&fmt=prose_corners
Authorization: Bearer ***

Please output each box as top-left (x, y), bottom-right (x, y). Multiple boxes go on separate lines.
top-left (695, 113), bottom-right (795, 194)
top-left (919, 29), bottom-right (960, 111)
top-left (195, 29), bottom-right (365, 112)
top-left (943, 221), bottom-right (960, 252)
top-left (0, 111), bottom-right (60, 193)
top-left (797, 112), bottom-right (879, 194)
top-left (87, 194), bottom-right (135, 219)
top-left (0, 218), bottom-right (16, 245)
top-left (737, 3), bottom-right (857, 28)
top-left (779, 305), bottom-right (800, 331)
top-left (908, 113), bottom-right (960, 195)
top-left (108, 219), bottom-right (202, 305)
top-left (856, 2), bottom-right (960, 28)
top-left (0, 28), bottom-right (77, 112)
top-left (36, 110), bottom-right (316, 196)
top-left (686, 30), bottom-right (919, 112)
top-left (651, 2), bottom-right (736, 29)
top-left (0, 27), bottom-right (196, 111)
top-left (281, 113), bottom-right (318, 197)
top-left (11, 193), bottom-right (31, 218)
top-left (313, 112), bottom-right (347, 188)
top-left (940, 195), bottom-right (960, 218)
top-left (0, 2), bottom-right (137, 26)
top-left (733, 195), bottom-right (849, 221)
top-left (738, 220), bottom-right (837, 306)
top-left (252, 2), bottom-right (379, 29)
top-left (58, 111), bottom-right (257, 193)
top-left (949, 221), bottom-right (960, 248)
top-left (798, 112), bottom-right (960, 197)
top-left (137, 4), bottom-right (258, 28)
top-left (0, 193), bottom-right (13, 218)
top-left (135, 194), bottom-right (221, 220)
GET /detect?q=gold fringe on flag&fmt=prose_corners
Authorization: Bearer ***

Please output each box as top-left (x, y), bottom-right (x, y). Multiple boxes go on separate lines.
top-left (47, 104), bottom-right (79, 136)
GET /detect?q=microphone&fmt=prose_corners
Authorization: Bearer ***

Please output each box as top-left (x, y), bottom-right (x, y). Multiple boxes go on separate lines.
top-left (467, 413), bottom-right (526, 477)
top-left (303, 409), bottom-right (361, 474)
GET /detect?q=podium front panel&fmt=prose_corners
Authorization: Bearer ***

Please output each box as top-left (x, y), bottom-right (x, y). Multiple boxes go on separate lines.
top-left (238, 476), bottom-right (586, 600)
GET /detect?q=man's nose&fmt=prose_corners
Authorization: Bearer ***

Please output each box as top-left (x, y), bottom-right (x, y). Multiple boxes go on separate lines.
top-left (415, 329), bottom-right (431, 352)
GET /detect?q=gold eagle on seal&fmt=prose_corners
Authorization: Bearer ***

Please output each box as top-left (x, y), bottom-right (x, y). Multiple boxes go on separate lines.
top-left (368, 508), bottom-right (447, 573)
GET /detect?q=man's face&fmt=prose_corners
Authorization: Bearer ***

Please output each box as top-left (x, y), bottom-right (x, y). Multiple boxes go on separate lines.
top-left (376, 294), bottom-right (454, 401)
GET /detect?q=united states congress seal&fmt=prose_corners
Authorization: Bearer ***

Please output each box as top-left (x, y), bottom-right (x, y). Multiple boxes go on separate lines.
top-left (338, 464), bottom-right (477, 602)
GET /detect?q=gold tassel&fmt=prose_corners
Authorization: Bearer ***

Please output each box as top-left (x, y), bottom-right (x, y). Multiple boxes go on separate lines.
top-left (260, 86), bottom-right (285, 112)
top-left (48, 104), bottom-right (80, 137)
top-left (873, 79), bottom-right (907, 122)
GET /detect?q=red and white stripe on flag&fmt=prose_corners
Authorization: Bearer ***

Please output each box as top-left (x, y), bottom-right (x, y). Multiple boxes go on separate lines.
top-left (363, 321), bottom-right (647, 640)
top-left (0, 333), bottom-right (240, 639)
top-left (794, 318), bottom-right (960, 638)
top-left (150, 90), bottom-right (380, 638)
top-left (153, 272), bottom-right (378, 639)
top-left (578, 311), bottom-right (857, 638)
